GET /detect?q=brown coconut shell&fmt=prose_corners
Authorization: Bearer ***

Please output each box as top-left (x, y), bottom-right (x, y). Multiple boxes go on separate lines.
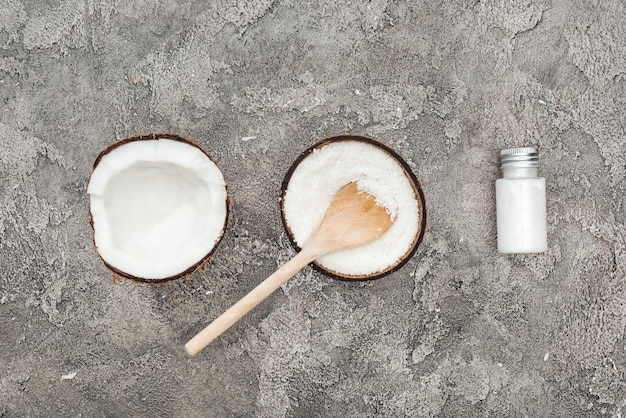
top-left (88, 132), bottom-right (230, 284)
top-left (280, 134), bottom-right (427, 281)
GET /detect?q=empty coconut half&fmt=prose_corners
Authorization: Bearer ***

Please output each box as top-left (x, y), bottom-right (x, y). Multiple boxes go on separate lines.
top-left (281, 135), bottom-right (427, 280)
top-left (87, 133), bottom-right (228, 283)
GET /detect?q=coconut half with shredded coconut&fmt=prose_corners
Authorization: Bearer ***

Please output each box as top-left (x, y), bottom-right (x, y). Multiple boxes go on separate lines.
top-left (281, 135), bottom-right (427, 280)
top-left (87, 134), bottom-right (228, 283)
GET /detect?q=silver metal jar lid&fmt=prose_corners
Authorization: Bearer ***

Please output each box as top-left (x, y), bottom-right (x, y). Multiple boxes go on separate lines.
top-left (500, 147), bottom-right (539, 168)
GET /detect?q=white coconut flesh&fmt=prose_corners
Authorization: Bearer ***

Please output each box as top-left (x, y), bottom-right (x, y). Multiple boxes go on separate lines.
top-left (282, 140), bottom-right (420, 277)
top-left (88, 139), bottom-right (227, 280)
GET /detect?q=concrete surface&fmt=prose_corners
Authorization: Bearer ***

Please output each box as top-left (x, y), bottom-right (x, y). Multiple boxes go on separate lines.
top-left (1, 0), bottom-right (625, 416)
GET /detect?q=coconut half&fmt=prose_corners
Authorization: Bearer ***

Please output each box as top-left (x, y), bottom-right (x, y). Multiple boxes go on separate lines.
top-left (87, 134), bottom-right (228, 283)
top-left (281, 135), bottom-right (427, 280)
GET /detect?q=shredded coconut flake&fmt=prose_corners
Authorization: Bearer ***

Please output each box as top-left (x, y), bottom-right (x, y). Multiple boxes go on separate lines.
top-left (61, 371), bottom-right (77, 380)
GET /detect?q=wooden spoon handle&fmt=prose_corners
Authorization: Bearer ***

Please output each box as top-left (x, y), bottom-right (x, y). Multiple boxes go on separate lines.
top-left (184, 249), bottom-right (317, 356)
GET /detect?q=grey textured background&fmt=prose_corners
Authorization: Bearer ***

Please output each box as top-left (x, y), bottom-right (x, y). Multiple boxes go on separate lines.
top-left (1, 0), bottom-right (625, 416)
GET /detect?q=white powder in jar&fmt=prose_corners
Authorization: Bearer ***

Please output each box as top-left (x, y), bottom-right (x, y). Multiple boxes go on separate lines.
top-left (282, 140), bottom-right (420, 277)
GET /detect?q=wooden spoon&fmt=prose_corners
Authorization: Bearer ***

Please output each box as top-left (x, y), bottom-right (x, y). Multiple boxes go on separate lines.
top-left (184, 182), bottom-right (394, 355)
